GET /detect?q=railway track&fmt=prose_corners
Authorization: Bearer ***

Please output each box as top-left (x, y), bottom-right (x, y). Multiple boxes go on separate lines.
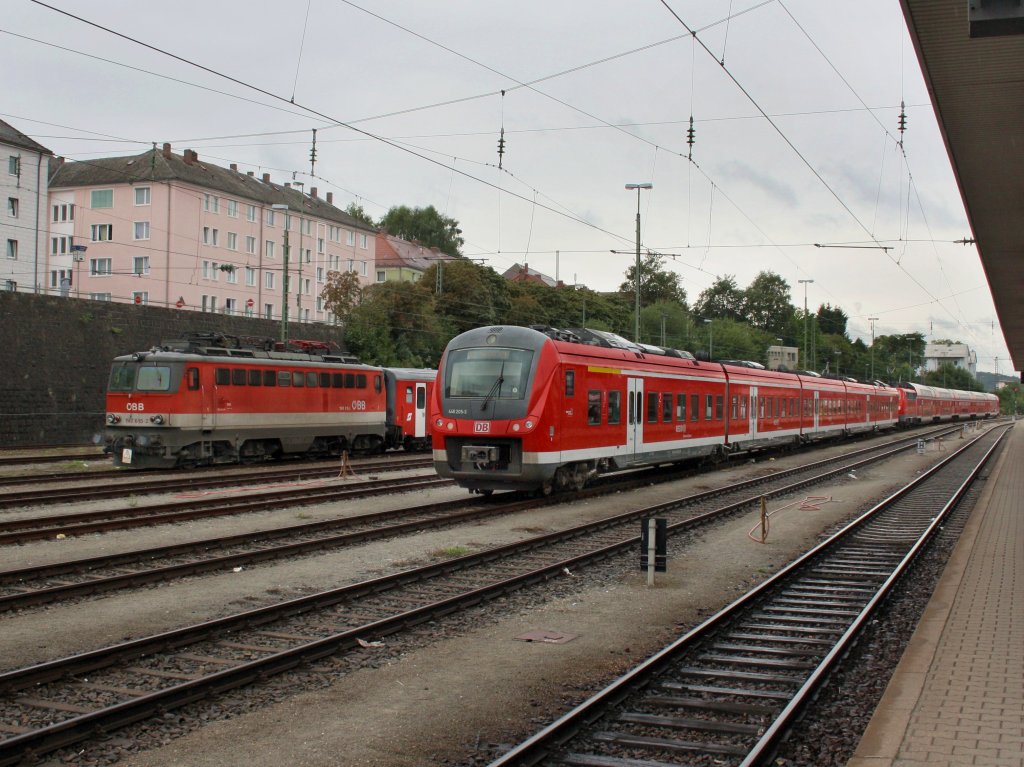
top-left (0, 425), bottom-right (986, 765)
top-left (0, 451), bottom-right (108, 468)
top-left (486, 424), bottom-right (1011, 767)
top-left (0, 427), bottom-right (960, 611)
top-left (0, 455), bottom-right (433, 501)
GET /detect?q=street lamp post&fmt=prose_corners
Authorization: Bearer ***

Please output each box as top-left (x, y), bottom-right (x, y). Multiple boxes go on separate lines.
top-left (272, 204), bottom-right (290, 343)
top-left (704, 318), bottom-right (713, 360)
top-left (625, 183), bottom-right (653, 343)
top-left (798, 278), bottom-right (813, 369)
top-left (868, 316), bottom-right (879, 380)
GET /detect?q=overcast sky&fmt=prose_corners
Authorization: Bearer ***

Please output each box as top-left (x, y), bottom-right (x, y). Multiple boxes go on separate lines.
top-left (3, 0), bottom-right (1015, 375)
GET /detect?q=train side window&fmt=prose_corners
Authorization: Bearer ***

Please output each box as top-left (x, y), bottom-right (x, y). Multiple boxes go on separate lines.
top-left (705, 394), bottom-right (713, 420)
top-left (759, 396), bottom-right (766, 418)
top-left (739, 396), bottom-right (747, 418)
top-left (374, 375), bottom-right (381, 393)
top-left (417, 387), bottom-right (426, 408)
top-left (332, 373), bottom-right (343, 388)
top-left (662, 393), bottom-right (672, 422)
top-left (292, 371), bottom-right (305, 388)
top-left (406, 386), bottom-right (414, 404)
top-left (215, 368), bottom-right (230, 385)
top-left (731, 395), bottom-right (738, 419)
top-left (263, 370), bottom-right (276, 386)
top-left (344, 373), bottom-right (355, 388)
top-left (306, 372), bottom-right (318, 387)
top-left (676, 393), bottom-right (685, 421)
top-left (647, 392), bottom-right (658, 423)
top-left (187, 367), bottom-right (200, 390)
top-left (248, 369), bottom-right (261, 386)
top-left (691, 394), bottom-right (699, 421)
top-left (358, 374), bottom-right (368, 389)
top-left (319, 373), bottom-right (330, 387)
top-left (278, 371), bottom-right (291, 387)
top-left (608, 391), bottom-right (621, 424)
top-left (565, 370), bottom-right (575, 396)
top-left (231, 369), bottom-right (246, 386)
top-left (587, 390), bottom-right (601, 425)
top-left (715, 395), bottom-right (723, 420)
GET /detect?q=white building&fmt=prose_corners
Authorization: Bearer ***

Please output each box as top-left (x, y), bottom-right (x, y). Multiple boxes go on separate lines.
top-left (1, 118), bottom-right (52, 293)
top-left (767, 344), bottom-right (800, 371)
top-left (924, 342), bottom-right (977, 377)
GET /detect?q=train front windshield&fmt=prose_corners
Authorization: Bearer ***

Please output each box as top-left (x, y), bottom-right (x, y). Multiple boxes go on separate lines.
top-left (445, 348), bottom-right (533, 400)
top-left (108, 363), bottom-right (174, 392)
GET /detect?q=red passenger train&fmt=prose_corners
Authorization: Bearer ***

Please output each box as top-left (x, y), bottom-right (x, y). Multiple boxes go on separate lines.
top-left (431, 325), bottom-right (998, 494)
top-left (105, 333), bottom-right (434, 468)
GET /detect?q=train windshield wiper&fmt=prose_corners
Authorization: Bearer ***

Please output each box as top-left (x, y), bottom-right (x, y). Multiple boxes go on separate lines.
top-left (480, 363), bottom-right (505, 412)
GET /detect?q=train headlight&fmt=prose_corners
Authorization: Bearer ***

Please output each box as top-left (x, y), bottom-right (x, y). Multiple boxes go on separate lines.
top-left (525, 420), bottom-right (534, 430)
top-left (106, 414), bottom-right (121, 424)
top-left (446, 422), bottom-right (455, 431)
top-left (435, 418), bottom-right (444, 428)
top-left (512, 423), bottom-right (520, 432)
top-left (150, 415), bottom-right (164, 425)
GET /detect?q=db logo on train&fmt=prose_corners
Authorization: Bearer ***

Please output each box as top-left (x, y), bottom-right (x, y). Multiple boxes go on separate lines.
top-left (474, 422), bottom-right (491, 433)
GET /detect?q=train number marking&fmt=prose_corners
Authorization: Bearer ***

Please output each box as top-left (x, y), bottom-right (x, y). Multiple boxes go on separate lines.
top-left (474, 422), bottom-right (491, 433)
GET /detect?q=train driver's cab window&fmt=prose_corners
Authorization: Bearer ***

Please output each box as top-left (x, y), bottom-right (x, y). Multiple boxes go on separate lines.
top-left (445, 347), bottom-right (534, 400)
top-left (587, 390), bottom-right (601, 425)
top-left (565, 370), bottom-right (575, 396)
top-left (608, 391), bottom-right (621, 424)
top-left (135, 366), bottom-right (172, 391)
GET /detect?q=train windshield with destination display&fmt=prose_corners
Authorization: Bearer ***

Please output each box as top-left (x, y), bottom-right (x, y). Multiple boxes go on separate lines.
top-left (445, 348), bottom-right (533, 400)
top-left (108, 363), bottom-right (174, 392)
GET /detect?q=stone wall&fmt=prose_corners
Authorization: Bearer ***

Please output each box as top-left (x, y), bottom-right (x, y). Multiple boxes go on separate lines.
top-left (0, 293), bottom-right (350, 446)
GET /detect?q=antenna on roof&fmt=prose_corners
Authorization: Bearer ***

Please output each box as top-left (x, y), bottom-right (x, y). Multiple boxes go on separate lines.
top-left (310, 128), bottom-right (318, 178)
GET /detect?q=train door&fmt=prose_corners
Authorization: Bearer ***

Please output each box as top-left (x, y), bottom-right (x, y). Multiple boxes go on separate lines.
top-left (749, 385), bottom-right (758, 439)
top-left (414, 383), bottom-right (427, 438)
top-left (626, 377), bottom-right (643, 456)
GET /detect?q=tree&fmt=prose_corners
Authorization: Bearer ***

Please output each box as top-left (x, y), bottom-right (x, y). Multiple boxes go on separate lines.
top-left (320, 270), bottom-right (362, 321)
top-left (345, 281), bottom-right (446, 367)
top-left (618, 252), bottom-right (686, 307)
top-left (693, 275), bottom-right (745, 322)
top-left (378, 205), bottom-right (464, 255)
top-left (345, 203), bottom-right (375, 227)
top-left (873, 332), bottom-right (926, 383)
top-left (816, 303), bottom-right (849, 336)
top-left (419, 260), bottom-right (510, 334)
top-left (742, 271), bottom-right (794, 335)
top-left (921, 363), bottom-right (984, 392)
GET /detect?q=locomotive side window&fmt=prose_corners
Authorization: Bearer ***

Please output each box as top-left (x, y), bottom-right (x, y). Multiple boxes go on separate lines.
top-left (676, 393), bottom-right (686, 421)
top-left (373, 375), bottom-right (380, 393)
top-left (306, 372), bottom-right (317, 387)
top-left (359, 374), bottom-right (368, 389)
top-left (215, 368), bottom-right (230, 386)
top-left (332, 373), bottom-right (343, 388)
top-left (137, 366), bottom-right (172, 391)
top-left (739, 396), bottom-right (746, 418)
top-left (406, 386), bottom-right (413, 404)
top-left (263, 370), bottom-right (276, 387)
top-left (587, 391), bottom-right (601, 425)
top-left (662, 393), bottom-right (672, 422)
top-left (278, 371), bottom-right (291, 387)
top-left (187, 367), bottom-right (199, 390)
top-left (705, 394), bottom-right (713, 420)
top-left (715, 395), bottom-right (723, 420)
top-left (731, 395), bottom-right (738, 419)
top-left (565, 370), bottom-right (575, 396)
top-left (231, 369), bottom-right (246, 386)
top-left (319, 373), bottom-right (330, 387)
top-left (647, 392), bottom-right (658, 423)
top-left (248, 369), bottom-right (261, 386)
top-left (292, 371), bottom-right (305, 388)
top-left (691, 394), bottom-right (699, 421)
top-left (344, 373), bottom-right (355, 388)
top-left (608, 391), bottom-right (621, 424)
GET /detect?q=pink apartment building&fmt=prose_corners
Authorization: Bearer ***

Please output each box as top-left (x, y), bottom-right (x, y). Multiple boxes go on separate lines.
top-left (47, 144), bottom-right (377, 324)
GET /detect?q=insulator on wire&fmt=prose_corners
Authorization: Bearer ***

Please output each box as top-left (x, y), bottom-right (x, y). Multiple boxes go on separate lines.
top-left (897, 100), bottom-right (907, 139)
top-left (497, 127), bottom-right (506, 170)
top-left (686, 115), bottom-right (696, 160)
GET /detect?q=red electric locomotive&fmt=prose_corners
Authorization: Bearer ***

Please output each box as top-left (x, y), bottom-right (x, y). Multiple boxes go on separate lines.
top-left (105, 333), bottom-right (434, 468)
top-left (430, 325), bottom-right (903, 494)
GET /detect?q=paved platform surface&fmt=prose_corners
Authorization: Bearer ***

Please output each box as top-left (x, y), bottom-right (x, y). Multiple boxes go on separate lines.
top-left (849, 421), bottom-right (1023, 767)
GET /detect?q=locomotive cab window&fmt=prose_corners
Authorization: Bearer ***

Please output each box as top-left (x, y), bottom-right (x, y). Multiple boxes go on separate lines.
top-left (587, 391), bottom-right (601, 425)
top-left (108, 365), bottom-right (136, 392)
top-left (136, 366), bottom-right (171, 391)
top-left (445, 347), bottom-right (534, 400)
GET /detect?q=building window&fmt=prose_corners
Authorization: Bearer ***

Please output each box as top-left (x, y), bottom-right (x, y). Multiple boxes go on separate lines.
top-left (303, 248), bottom-right (311, 263)
top-left (246, 204), bottom-right (257, 222)
top-left (227, 232), bottom-right (237, 251)
top-left (52, 203), bottom-right (74, 222)
top-left (245, 236), bottom-right (256, 254)
top-left (131, 291), bottom-right (148, 305)
top-left (376, 270), bottom-right (386, 282)
top-left (134, 187), bottom-right (151, 206)
top-left (264, 303), bottom-right (273, 320)
top-left (361, 261), bottom-right (367, 276)
top-left (265, 272), bottom-right (275, 289)
top-left (51, 236), bottom-right (69, 255)
top-left (211, 229), bottom-right (219, 246)
top-left (316, 266), bottom-right (324, 283)
top-left (265, 240), bottom-right (274, 259)
top-left (227, 200), bottom-right (237, 217)
top-left (89, 292), bottom-right (112, 301)
top-left (134, 221), bottom-right (150, 240)
top-left (317, 238), bottom-right (325, 254)
top-left (6, 198), bottom-right (17, 218)
top-left (7, 156), bottom-right (19, 176)
top-left (90, 224), bottom-right (113, 241)
top-left (360, 233), bottom-right (368, 249)
top-left (224, 298), bottom-right (237, 314)
top-left (202, 261), bottom-right (219, 280)
top-left (133, 256), bottom-right (150, 275)
top-left (266, 209), bottom-right (276, 226)
top-left (346, 230), bottom-right (355, 246)
top-left (204, 194), bottom-right (219, 213)
top-left (89, 258), bottom-right (112, 276)
top-left (90, 189), bottom-right (113, 209)
top-left (245, 266), bottom-right (256, 286)
top-left (6, 239), bottom-right (17, 260)
top-left (3, 280), bottom-right (16, 291)
top-left (226, 267), bottom-right (238, 284)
